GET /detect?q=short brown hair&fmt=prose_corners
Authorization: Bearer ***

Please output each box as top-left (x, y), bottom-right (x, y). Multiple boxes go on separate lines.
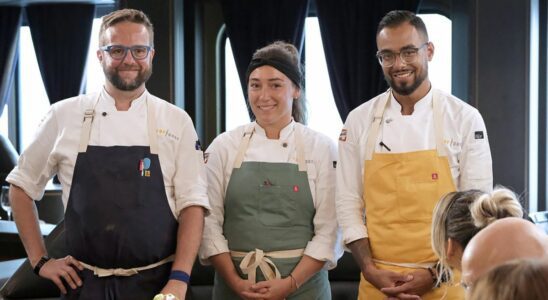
top-left (99, 9), bottom-right (154, 47)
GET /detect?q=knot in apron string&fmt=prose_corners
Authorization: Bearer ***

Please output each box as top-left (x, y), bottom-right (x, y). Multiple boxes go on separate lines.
top-left (80, 255), bottom-right (175, 278)
top-left (231, 248), bottom-right (305, 284)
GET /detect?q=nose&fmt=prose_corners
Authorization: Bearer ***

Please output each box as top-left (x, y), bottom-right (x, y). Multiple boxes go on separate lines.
top-left (121, 50), bottom-right (137, 64)
top-left (392, 54), bottom-right (407, 68)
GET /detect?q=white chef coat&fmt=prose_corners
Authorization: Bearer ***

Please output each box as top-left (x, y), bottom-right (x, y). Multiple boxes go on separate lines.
top-left (7, 88), bottom-right (210, 218)
top-left (199, 121), bottom-right (342, 269)
top-left (336, 88), bottom-right (493, 245)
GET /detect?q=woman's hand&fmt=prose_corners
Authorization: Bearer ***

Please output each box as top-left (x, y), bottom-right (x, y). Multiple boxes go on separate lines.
top-left (240, 277), bottom-right (293, 300)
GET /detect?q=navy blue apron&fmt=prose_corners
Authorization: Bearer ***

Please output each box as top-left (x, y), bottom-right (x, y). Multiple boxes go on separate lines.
top-left (63, 94), bottom-right (178, 299)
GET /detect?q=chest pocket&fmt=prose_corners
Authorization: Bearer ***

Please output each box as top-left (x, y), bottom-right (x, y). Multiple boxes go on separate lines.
top-left (258, 185), bottom-right (298, 227)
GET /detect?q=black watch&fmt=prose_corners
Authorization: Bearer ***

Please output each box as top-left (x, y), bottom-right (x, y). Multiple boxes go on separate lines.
top-left (33, 255), bottom-right (51, 275)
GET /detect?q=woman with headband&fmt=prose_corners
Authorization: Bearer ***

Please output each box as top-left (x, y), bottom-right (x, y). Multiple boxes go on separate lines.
top-left (430, 186), bottom-right (524, 288)
top-left (199, 41), bottom-right (342, 299)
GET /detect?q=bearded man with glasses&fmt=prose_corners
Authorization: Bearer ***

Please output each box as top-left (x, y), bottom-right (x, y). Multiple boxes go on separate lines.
top-left (336, 10), bottom-right (492, 300)
top-left (6, 8), bottom-right (209, 300)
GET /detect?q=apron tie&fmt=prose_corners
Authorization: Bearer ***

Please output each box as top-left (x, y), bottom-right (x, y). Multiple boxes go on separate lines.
top-left (231, 248), bottom-right (304, 283)
top-left (372, 258), bottom-right (436, 269)
top-left (80, 255), bottom-right (174, 278)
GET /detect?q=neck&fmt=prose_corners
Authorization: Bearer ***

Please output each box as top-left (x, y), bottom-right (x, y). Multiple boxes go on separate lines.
top-left (392, 80), bottom-right (431, 115)
top-left (257, 119), bottom-right (292, 139)
top-left (104, 83), bottom-right (146, 111)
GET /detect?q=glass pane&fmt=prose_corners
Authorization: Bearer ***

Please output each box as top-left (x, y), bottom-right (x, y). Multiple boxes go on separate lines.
top-left (0, 104), bottom-right (8, 137)
top-left (419, 13), bottom-right (452, 94)
top-left (19, 26), bottom-right (50, 150)
top-left (86, 18), bottom-right (105, 93)
top-left (225, 40), bottom-right (250, 131)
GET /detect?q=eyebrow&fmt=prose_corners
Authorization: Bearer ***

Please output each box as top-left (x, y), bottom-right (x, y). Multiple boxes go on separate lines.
top-left (379, 44), bottom-right (420, 52)
top-left (249, 77), bottom-right (285, 82)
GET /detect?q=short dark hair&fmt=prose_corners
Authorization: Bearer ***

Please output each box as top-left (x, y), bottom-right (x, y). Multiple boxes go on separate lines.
top-left (99, 9), bottom-right (154, 47)
top-left (377, 10), bottom-right (429, 40)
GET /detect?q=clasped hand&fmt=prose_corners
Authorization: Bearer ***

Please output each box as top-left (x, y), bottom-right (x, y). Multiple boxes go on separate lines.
top-left (364, 266), bottom-right (433, 300)
top-left (234, 277), bottom-right (293, 300)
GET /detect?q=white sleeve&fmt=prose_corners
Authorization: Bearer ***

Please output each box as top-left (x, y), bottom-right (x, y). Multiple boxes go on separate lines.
top-left (199, 137), bottom-right (230, 264)
top-left (458, 109), bottom-right (493, 192)
top-left (304, 138), bottom-right (343, 269)
top-left (172, 117), bottom-right (210, 216)
top-left (7, 106), bottom-right (58, 200)
top-left (336, 118), bottom-right (368, 245)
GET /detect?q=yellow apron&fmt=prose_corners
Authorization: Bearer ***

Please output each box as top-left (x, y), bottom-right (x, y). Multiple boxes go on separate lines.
top-left (358, 90), bottom-right (463, 300)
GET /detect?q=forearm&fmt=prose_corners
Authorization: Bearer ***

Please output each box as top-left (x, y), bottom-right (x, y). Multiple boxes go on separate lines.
top-left (210, 252), bottom-right (242, 287)
top-left (347, 238), bottom-right (375, 274)
top-left (10, 185), bottom-right (47, 267)
top-left (171, 206), bottom-right (205, 273)
top-left (289, 255), bottom-right (325, 289)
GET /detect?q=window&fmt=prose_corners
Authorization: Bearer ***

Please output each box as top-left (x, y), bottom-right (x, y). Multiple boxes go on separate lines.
top-left (18, 19), bottom-right (103, 150)
top-left (224, 14), bottom-right (452, 143)
top-left (0, 104), bottom-right (8, 137)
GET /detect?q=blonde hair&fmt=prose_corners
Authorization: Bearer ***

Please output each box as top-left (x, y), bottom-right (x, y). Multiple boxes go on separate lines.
top-left (431, 186), bottom-right (523, 285)
top-left (469, 259), bottom-right (548, 300)
top-left (99, 9), bottom-right (154, 47)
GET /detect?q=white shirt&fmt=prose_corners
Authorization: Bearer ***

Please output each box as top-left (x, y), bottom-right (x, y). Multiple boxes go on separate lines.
top-left (336, 88), bottom-right (493, 245)
top-left (199, 121), bottom-right (342, 269)
top-left (7, 89), bottom-right (210, 218)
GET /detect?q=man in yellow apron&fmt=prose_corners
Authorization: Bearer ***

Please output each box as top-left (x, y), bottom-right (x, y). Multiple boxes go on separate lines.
top-left (336, 10), bottom-right (492, 300)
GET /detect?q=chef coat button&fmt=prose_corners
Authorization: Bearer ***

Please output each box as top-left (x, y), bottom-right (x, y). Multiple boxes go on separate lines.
top-left (102, 112), bottom-right (107, 117)
top-left (282, 142), bottom-right (288, 148)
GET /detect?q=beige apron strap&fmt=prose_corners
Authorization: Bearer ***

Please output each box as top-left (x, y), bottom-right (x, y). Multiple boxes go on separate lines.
top-left (231, 248), bottom-right (305, 283)
top-left (80, 255), bottom-right (174, 277)
top-left (432, 89), bottom-right (446, 157)
top-left (365, 91), bottom-right (391, 160)
top-left (373, 258), bottom-right (436, 270)
top-left (146, 96), bottom-right (159, 155)
top-left (294, 124), bottom-right (307, 172)
top-left (78, 95), bottom-right (101, 153)
top-left (233, 124), bottom-right (255, 169)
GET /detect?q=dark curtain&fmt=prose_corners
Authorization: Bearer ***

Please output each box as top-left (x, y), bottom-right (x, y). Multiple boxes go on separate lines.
top-left (221, 0), bottom-right (309, 102)
top-left (316, 0), bottom-right (421, 121)
top-left (26, 3), bottom-right (95, 104)
top-left (0, 6), bottom-right (22, 117)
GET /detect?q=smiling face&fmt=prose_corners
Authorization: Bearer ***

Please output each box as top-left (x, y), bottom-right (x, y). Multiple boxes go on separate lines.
top-left (376, 22), bottom-right (433, 97)
top-left (247, 65), bottom-right (300, 136)
top-left (97, 21), bottom-right (154, 92)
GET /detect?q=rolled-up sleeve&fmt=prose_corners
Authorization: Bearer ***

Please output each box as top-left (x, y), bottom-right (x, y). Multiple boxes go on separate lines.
top-left (172, 117), bottom-right (210, 217)
top-left (199, 137), bottom-right (230, 264)
top-left (304, 137), bottom-right (343, 270)
top-left (7, 106), bottom-right (58, 201)
top-left (458, 109), bottom-right (493, 192)
top-left (336, 114), bottom-right (368, 246)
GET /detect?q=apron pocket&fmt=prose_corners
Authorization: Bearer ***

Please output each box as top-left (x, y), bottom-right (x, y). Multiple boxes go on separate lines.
top-left (257, 185), bottom-right (297, 227)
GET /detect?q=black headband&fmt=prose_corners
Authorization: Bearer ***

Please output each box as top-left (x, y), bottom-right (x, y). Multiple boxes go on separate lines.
top-left (245, 57), bottom-right (302, 88)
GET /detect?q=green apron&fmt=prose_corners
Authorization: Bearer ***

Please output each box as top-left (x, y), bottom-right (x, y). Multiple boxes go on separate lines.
top-left (212, 123), bottom-right (330, 300)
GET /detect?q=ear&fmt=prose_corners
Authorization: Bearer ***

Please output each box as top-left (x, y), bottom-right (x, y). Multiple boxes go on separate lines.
top-left (426, 41), bottom-right (434, 62)
top-left (149, 48), bottom-right (155, 62)
top-left (447, 238), bottom-right (463, 261)
top-left (292, 86), bottom-right (301, 100)
top-left (97, 49), bottom-right (103, 63)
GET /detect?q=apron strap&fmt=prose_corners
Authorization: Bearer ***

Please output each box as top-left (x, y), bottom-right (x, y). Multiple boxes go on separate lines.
top-left (294, 124), bottom-right (307, 172)
top-left (365, 90), bottom-right (390, 160)
top-left (147, 98), bottom-right (159, 155)
top-left (233, 123), bottom-right (307, 171)
top-left (78, 92), bottom-right (159, 154)
top-left (233, 124), bottom-right (255, 169)
top-left (432, 89), bottom-right (446, 157)
top-left (80, 255), bottom-right (174, 277)
top-left (231, 248), bottom-right (304, 283)
top-left (373, 258), bottom-right (436, 270)
top-left (365, 89), bottom-right (446, 160)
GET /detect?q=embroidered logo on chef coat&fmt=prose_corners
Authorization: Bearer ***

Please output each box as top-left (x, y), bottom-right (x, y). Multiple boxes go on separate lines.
top-left (203, 152), bottom-right (209, 164)
top-left (474, 131), bottom-right (484, 139)
top-left (195, 140), bottom-right (202, 150)
top-left (157, 128), bottom-right (180, 141)
top-left (139, 157), bottom-right (151, 177)
top-left (339, 129), bottom-right (347, 142)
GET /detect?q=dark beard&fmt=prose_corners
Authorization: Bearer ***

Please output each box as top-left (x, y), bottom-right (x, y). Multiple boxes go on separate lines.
top-left (105, 66), bottom-right (153, 91)
top-left (385, 67), bottom-right (428, 96)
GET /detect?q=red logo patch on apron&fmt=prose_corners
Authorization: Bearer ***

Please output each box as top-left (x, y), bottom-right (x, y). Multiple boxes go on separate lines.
top-left (293, 185), bottom-right (299, 192)
top-left (432, 173), bottom-right (438, 180)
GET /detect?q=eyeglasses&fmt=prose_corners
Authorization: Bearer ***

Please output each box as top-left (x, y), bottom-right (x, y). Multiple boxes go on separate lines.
top-left (100, 45), bottom-right (153, 60)
top-left (376, 42), bottom-right (429, 67)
